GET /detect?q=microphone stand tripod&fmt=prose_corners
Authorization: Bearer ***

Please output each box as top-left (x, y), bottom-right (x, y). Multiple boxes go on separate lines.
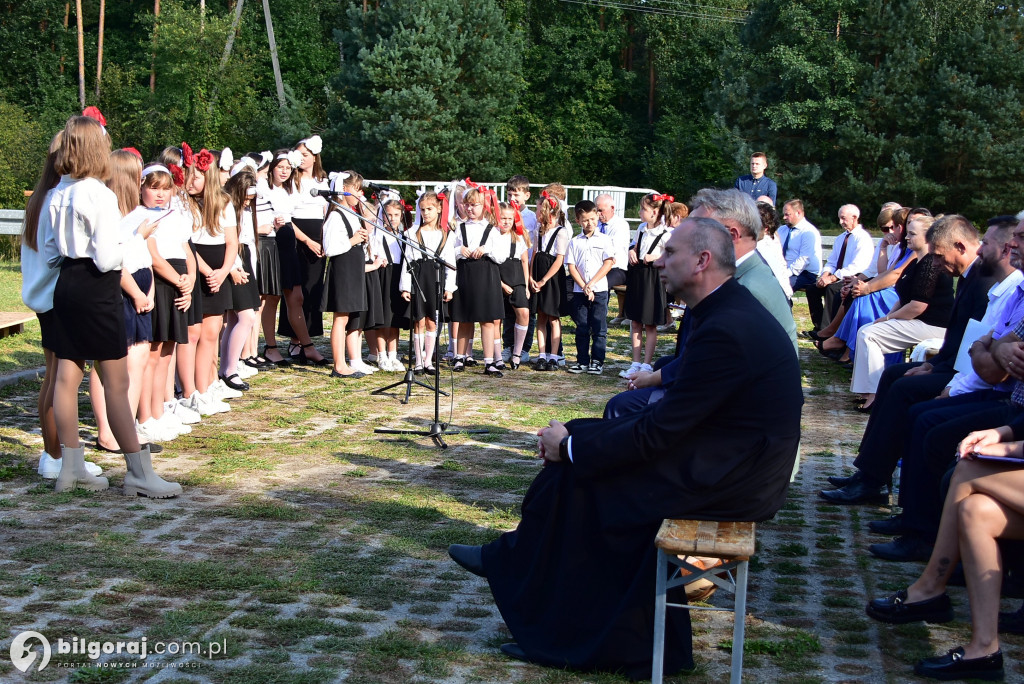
top-left (371, 231), bottom-right (446, 403)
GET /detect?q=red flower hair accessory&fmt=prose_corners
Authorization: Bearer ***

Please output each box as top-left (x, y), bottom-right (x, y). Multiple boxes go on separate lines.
top-left (168, 164), bottom-right (185, 187)
top-left (541, 190), bottom-right (558, 209)
top-left (181, 142), bottom-right (195, 168)
top-left (82, 106), bottom-right (106, 126)
top-left (194, 149), bottom-right (215, 172)
top-left (652, 193), bottom-right (675, 203)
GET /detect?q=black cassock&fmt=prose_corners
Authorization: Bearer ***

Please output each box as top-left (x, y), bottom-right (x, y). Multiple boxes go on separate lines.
top-left (481, 278), bottom-right (804, 680)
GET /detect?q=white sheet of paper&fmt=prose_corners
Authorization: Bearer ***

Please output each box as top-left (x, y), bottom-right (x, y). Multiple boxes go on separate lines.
top-left (954, 318), bottom-right (990, 373)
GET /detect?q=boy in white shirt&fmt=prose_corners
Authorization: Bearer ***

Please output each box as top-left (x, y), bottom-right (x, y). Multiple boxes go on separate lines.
top-left (565, 200), bottom-right (615, 375)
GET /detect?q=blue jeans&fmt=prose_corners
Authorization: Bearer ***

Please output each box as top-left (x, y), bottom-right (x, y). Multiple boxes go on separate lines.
top-left (570, 291), bottom-right (608, 365)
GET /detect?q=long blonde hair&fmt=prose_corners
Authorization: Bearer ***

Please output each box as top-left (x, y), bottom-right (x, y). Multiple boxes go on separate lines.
top-left (106, 150), bottom-right (142, 216)
top-left (186, 164), bottom-right (230, 236)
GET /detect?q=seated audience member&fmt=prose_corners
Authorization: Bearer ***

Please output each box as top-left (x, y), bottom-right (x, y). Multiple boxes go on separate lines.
top-left (813, 206), bottom-right (914, 360)
top-left (756, 201), bottom-right (794, 302)
top-left (820, 215), bottom-right (1007, 506)
top-left (850, 215), bottom-right (953, 409)
top-left (447, 217), bottom-right (803, 679)
top-left (804, 204), bottom-right (875, 333)
top-left (865, 422), bottom-right (1024, 682)
top-left (779, 199), bottom-right (822, 293)
top-left (604, 188), bottom-right (796, 419)
top-left (595, 193), bottom-right (631, 324)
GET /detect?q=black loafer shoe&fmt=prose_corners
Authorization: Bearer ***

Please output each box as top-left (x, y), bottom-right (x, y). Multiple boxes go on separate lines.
top-left (447, 544), bottom-right (486, 577)
top-left (827, 471), bottom-right (862, 488)
top-left (221, 373), bottom-right (250, 391)
top-left (868, 514), bottom-right (910, 536)
top-left (869, 534), bottom-right (934, 562)
top-left (914, 647), bottom-right (1003, 681)
top-left (500, 642), bottom-right (529, 662)
top-left (999, 605), bottom-right (1024, 635)
top-left (819, 480), bottom-right (889, 505)
top-left (866, 588), bottom-right (954, 624)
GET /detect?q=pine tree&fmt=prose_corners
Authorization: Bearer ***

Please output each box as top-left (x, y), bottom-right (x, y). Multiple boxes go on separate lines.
top-left (327, 0), bottom-right (521, 180)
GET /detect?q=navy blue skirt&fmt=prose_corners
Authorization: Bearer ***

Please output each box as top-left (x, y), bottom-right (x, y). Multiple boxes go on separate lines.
top-left (123, 268), bottom-right (154, 346)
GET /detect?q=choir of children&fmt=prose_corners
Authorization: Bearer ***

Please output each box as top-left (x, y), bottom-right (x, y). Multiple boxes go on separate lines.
top-left (21, 111), bottom-right (679, 496)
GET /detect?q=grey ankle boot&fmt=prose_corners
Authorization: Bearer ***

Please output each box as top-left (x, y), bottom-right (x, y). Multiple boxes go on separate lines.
top-left (54, 445), bottom-right (109, 493)
top-left (123, 446), bottom-right (182, 498)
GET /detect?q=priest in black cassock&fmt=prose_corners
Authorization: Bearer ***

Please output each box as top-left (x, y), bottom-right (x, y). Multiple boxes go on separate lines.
top-left (449, 217), bottom-right (804, 680)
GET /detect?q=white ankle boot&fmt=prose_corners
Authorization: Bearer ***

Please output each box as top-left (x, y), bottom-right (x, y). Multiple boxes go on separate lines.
top-left (123, 446), bottom-right (182, 498)
top-left (54, 445), bottom-right (109, 493)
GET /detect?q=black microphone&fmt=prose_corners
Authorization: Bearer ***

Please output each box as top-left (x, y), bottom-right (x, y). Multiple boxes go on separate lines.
top-left (364, 181), bottom-right (392, 193)
top-left (309, 188), bottom-right (348, 198)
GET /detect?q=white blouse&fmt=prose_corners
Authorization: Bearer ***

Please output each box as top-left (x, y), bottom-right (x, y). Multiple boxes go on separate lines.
top-left (633, 222), bottom-right (671, 261)
top-left (118, 207), bottom-right (162, 273)
top-left (45, 175), bottom-right (124, 272)
top-left (289, 176), bottom-right (328, 220)
top-left (454, 219), bottom-right (506, 264)
top-left (148, 207), bottom-right (192, 262)
top-left (534, 225), bottom-right (569, 257)
top-left (400, 227), bottom-right (458, 294)
top-left (192, 205), bottom-right (237, 246)
top-left (254, 178), bottom-right (276, 237)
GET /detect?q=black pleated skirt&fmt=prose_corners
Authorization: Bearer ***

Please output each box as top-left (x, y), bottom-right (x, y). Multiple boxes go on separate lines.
top-left (231, 244), bottom-right (261, 311)
top-left (499, 258), bottom-right (529, 309)
top-left (451, 258), bottom-right (503, 322)
top-left (51, 258), bottom-right (127, 361)
top-left (194, 243), bottom-right (234, 317)
top-left (256, 235), bottom-right (282, 296)
top-left (275, 223), bottom-right (304, 290)
top-left (407, 259), bottom-right (449, 322)
top-left (282, 217), bottom-right (325, 337)
top-left (323, 247), bottom-right (367, 314)
top-left (379, 262), bottom-right (409, 329)
top-left (624, 262), bottom-right (667, 325)
top-left (153, 258), bottom-right (189, 344)
top-left (123, 268), bottom-right (154, 346)
top-left (531, 252), bottom-right (566, 319)
top-left (186, 241), bottom-right (204, 325)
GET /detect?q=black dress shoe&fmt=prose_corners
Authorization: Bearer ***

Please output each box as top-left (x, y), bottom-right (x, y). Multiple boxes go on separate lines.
top-left (868, 514), bottom-right (910, 536)
top-left (866, 588), bottom-right (954, 624)
top-left (819, 479), bottom-right (889, 505)
top-left (447, 544), bottom-right (486, 577)
top-left (828, 471), bottom-right (862, 488)
top-left (914, 647), bottom-right (1003, 681)
top-left (869, 534), bottom-right (934, 562)
top-left (500, 642), bottom-right (529, 662)
top-left (999, 604), bottom-right (1024, 635)
top-left (220, 373), bottom-right (250, 391)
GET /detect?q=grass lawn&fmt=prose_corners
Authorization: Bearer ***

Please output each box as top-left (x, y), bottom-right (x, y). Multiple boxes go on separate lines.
top-left (0, 261), bottom-right (44, 376)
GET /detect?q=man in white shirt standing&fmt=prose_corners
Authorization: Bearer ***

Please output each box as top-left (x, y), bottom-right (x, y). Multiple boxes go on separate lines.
top-left (595, 193), bottom-right (631, 325)
top-left (565, 200), bottom-right (616, 375)
top-left (778, 199), bottom-right (822, 293)
top-left (804, 204), bottom-right (874, 332)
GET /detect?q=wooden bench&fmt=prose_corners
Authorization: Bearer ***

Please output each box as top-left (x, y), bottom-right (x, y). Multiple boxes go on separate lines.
top-left (0, 312), bottom-right (34, 339)
top-left (652, 519), bottom-right (756, 684)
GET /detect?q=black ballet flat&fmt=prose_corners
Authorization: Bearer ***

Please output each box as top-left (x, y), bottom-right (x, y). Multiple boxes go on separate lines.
top-left (509, 354), bottom-right (521, 370)
top-left (221, 374), bottom-right (250, 391)
top-left (262, 344), bottom-right (292, 367)
top-left (484, 364), bottom-right (504, 378)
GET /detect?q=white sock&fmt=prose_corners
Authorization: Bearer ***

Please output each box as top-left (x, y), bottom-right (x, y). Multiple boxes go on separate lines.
top-left (538, 353), bottom-right (548, 361)
top-left (424, 331), bottom-right (436, 366)
top-left (513, 324), bottom-right (528, 356)
top-left (493, 338), bottom-right (502, 359)
top-left (413, 334), bottom-right (423, 367)
top-left (484, 357), bottom-right (493, 366)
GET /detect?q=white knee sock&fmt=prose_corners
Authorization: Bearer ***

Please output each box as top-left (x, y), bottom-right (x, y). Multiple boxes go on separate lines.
top-left (513, 324), bottom-right (528, 356)
top-left (423, 331), bottom-right (436, 367)
top-left (412, 334), bottom-right (423, 367)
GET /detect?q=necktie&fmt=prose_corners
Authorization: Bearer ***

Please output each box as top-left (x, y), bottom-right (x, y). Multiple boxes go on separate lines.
top-left (598, 221), bottom-right (607, 234)
top-left (836, 232), bottom-right (850, 269)
top-left (782, 227), bottom-right (792, 258)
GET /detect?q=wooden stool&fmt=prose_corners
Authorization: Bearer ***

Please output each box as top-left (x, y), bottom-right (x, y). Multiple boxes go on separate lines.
top-left (0, 312), bottom-right (34, 339)
top-left (652, 519), bottom-right (756, 684)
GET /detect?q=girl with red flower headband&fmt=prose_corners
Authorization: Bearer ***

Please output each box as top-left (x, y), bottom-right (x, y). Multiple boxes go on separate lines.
top-left (279, 135), bottom-right (329, 366)
top-left (529, 193), bottom-right (568, 371)
top-left (621, 192), bottom-right (674, 379)
top-left (400, 191), bottom-right (457, 374)
top-left (494, 201), bottom-right (532, 370)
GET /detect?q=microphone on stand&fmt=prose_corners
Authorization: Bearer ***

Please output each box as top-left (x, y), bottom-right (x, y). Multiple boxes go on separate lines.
top-left (310, 188), bottom-right (350, 198)
top-left (364, 181), bottom-right (392, 194)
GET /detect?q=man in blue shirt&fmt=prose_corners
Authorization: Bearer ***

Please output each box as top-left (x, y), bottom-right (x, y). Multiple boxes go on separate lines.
top-left (734, 151), bottom-right (778, 205)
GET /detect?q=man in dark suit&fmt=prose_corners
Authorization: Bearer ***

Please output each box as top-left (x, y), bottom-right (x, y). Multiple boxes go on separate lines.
top-left (820, 216), bottom-right (1011, 510)
top-left (448, 217), bottom-right (803, 679)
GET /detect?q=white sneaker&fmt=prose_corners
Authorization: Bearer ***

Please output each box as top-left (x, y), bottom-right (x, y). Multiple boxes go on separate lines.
top-left (639, 363), bottom-right (654, 373)
top-left (376, 356), bottom-right (393, 372)
top-left (210, 379), bottom-right (243, 400)
top-left (619, 361), bottom-right (642, 379)
top-left (352, 360), bottom-right (377, 374)
top-left (389, 353), bottom-right (402, 370)
top-left (38, 451), bottom-right (102, 478)
top-left (236, 363), bottom-right (257, 379)
top-left (190, 390), bottom-right (229, 416)
top-left (158, 412), bottom-right (191, 436)
top-left (169, 400), bottom-right (201, 425)
top-left (137, 418), bottom-right (174, 443)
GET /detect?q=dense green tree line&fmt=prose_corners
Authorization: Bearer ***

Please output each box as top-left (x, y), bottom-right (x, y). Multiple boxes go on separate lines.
top-left (1, 0), bottom-right (1023, 229)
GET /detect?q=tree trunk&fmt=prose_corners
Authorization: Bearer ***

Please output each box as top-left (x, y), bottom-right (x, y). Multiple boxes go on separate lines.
top-left (200, 0), bottom-right (205, 31)
top-left (60, 3), bottom-right (69, 74)
top-left (75, 0), bottom-right (85, 108)
top-left (150, 0), bottom-right (160, 92)
top-left (263, 0), bottom-right (286, 108)
top-left (95, 0), bottom-right (105, 98)
top-left (220, 0), bottom-right (245, 69)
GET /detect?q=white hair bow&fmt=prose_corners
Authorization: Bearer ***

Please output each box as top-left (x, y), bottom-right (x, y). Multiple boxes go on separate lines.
top-left (300, 135), bottom-right (323, 155)
top-left (219, 147), bottom-right (233, 171)
top-left (229, 158), bottom-right (258, 178)
top-left (286, 150), bottom-right (303, 169)
top-left (329, 171), bottom-right (351, 194)
top-left (259, 151), bottom-right (272, 168)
